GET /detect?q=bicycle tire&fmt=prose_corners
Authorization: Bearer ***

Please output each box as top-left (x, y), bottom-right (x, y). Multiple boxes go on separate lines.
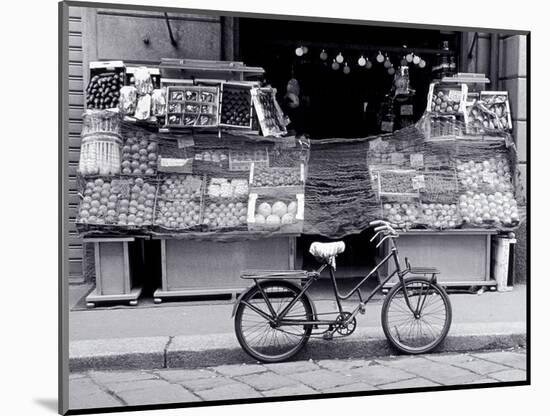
top-left (234, 280), bottom-right (314, 363)
top-left (381, 277), bottom-right (452, 354)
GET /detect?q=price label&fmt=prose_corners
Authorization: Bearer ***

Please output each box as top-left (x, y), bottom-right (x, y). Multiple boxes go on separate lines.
top-left (400, 104), bottom-right (414, 116)
top-left (160, 157), bottom-right (192, 167)
top-left (177, 137), bottom-right (195, 149)
top-left (381, 121), bottom-right (394, 132)
top-left (448, 89), bottom-right (463, 103)
top-left (412, 175), bottom-right (426, 190)
top-left (410, 153), bottom-right (424, 168)
top-left (390, 152), bottom-right (405, 165)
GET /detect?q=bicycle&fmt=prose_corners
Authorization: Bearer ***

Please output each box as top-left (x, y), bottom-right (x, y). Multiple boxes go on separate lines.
top-left (232, 220), bottom-right (452, 363)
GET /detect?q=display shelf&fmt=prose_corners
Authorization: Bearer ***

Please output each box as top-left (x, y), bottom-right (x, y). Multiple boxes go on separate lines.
top-left (83, 236), bottom-right (144, 307)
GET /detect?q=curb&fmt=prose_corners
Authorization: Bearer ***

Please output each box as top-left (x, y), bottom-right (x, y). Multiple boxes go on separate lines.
top-left (69, 322), bottom-right (526, 372)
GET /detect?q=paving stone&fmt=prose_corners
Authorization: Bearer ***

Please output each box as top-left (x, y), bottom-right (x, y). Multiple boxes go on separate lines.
top-left (426, 354), bottom-right (510, 375)
top-left (317, 359), bottom-right (374, 373)
top-left (236, 371), bottom-right (299, 391)
top-left (155, 368), bottom-right (218, 383)
top-left (262, 385), bottom-right (318, 397)
top-left (346, 364), bottom-right (416, 386)
top-left (116, 383), bottom-right (200, 405)
top-left (472, 351), bottom-right (527, 371)
top-left (488, 369), bottom-right (527, 382)
top-left (69, 377), bottom-right (123, 410)
top-left (322, 383), bottom-right (377, 393)
top-left (212, 364), bottom-right (267, 377)
top-left (287, 369), bottom-right (356, 390)
top-left (377, 377), bottom-right (440, 390)
top-left (88, 370), bottom-right (159, 385)
top-left (195, 382), bottom-right (263, 401)
top-left (265, 360), bottom-right (321, 375)
top-left (381, 356), bottom-right (481, 385)
top-left (178, 375), bottom-right (236, 391)
top-left (104, 379), bottom-right (175, 394)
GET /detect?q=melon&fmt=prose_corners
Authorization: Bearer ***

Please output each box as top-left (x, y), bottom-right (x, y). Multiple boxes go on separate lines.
top-left (281, 213), bottom-right (295, 224)
top-left (287, 201), bottom-right (297, 215)
top-left (272, 201), bottom-right (288, 217)
top-left (257, 202), bottom-right (272, 217)
top-left (266, 214), bottom-right (281, 227)
top-left (255, 214), bottom-right (266, 224)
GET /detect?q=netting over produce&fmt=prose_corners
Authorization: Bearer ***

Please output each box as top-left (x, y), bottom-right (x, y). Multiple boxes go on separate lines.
top-left (76, 106), bottom-right (525, 240)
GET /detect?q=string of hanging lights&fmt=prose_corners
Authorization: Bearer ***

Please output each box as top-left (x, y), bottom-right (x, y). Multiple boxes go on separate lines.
top-left (294, 45), bottom-right (427, 75)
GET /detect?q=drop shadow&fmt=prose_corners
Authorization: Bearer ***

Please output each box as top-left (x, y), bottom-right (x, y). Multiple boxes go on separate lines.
top-left (34, 398), bottom-right (58, 413)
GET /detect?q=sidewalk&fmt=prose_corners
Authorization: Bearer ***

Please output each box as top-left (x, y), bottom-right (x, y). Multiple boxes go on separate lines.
top-left (68, 284), bottom-right (527, 371)
top-left (69, 347), bottom-right (527, 411)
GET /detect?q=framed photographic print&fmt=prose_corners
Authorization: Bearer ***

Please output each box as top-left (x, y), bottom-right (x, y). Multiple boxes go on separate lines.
top-left (59, 1), bottom-right (529, 414)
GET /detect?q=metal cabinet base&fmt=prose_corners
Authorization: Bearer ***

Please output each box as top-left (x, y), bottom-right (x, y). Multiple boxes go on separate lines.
top-left (381, 230), bottom-right (498, 287)
top-left (84, 237), bottom-right (143, 307)
top-left (154, 237), bottom-right (295, 302)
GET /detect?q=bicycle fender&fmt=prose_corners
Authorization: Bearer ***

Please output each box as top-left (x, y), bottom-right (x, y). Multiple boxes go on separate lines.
top-left (231, 285), bottom-right (254, 318)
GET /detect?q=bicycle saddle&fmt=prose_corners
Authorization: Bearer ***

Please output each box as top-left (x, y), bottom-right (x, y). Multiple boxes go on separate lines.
top-left (309, 241), bottom-right (345, 269)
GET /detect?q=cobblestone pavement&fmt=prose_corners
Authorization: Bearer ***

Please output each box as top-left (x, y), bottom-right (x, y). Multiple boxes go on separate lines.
top-left (69, 348), bottom-right (527, 410)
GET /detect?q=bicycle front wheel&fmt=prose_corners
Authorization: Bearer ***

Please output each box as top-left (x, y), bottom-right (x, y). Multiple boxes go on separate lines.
top-left (234, 281), bottom-right (313, 363)
top-left (382, 277), bottom-right (452, 354)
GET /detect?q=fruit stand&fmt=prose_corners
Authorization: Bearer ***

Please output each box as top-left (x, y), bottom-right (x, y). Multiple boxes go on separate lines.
top-left (74, 59), bottom-right (525, 306)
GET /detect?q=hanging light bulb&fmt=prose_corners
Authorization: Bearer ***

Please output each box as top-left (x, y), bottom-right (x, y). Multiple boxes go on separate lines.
top-left (302, 46), bottom-right (309, 54)
top-left (388, 65), bottom-right (395, 75)
top-left (336, 52), bottom-right (344, 64)
top-left (413, 55), bottom-right (421, 65)
top-left (343, 62), bottom-right (351, 74)
top-left (419, 59), bottom-right (426, 68)
top-left (365, 57), bottom-right (373, 69)
top-left (384, 55), bottom-right (391, 68)
top-left (295, 46), bottom-right (304, 57)
top-left (331, 59), bottom-right (340, 70)
top-left (406, 53), bottom-right (414, 63)
top-left (358, 55), bottom-right (367, 67)
top-left (320, 49), bottom-right (328, 61)
top-left (376, 51), bottom-right (384, 63)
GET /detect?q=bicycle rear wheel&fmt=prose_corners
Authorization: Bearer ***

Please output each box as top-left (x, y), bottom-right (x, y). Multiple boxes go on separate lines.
top-left (382, 277), bottom-right (452, 354)
top-left (234, 280), bottom-right (313, 363)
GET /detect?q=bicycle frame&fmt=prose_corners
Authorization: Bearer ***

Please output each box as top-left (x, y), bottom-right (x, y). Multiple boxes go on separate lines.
top-left (242, 238), bottom-right (415, 328)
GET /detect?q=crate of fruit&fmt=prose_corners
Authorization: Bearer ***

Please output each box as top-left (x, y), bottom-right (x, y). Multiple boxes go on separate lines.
top-left (420, 171), bottom-right (459, 203)
top-left (153, 174), bottom-right (204, 233)
top-left (120, 131), bottom-right (159, 176)
top-left (251, 87), bottom-right (288, 137)
top-left (417, 201), bottom-right (461, 230)
top-left (465, 92), bottom-right (512, 135)
top-left (86, 61), bottom-right (126, 110)
top-left (377, 169), bottom-right (421, 198)
top-left (229, 148), bottom-right (269, 172)
top-left (249, 162), bottom-right (305, 194)
top-left (247, 193), bottom-right (304, 234)
top-left (219, 82), bottom-right (254, 129)
top-left (381, 200), bottom-right (422, 230)
top-left (206, 177), bottom-right (249, 200)
top-left (426, 83), bottom-right (468, 116)
top-left (75, 176), bottom-right (157, 235)
top-left (165, 85), bottom-right (220, 129)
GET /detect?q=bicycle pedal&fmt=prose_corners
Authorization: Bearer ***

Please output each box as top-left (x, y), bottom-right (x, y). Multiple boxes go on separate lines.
top-left (322, 332), bottom-right (334, 341)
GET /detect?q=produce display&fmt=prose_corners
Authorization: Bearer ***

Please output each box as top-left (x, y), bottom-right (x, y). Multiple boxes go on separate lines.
top-left (86, 71), bottom-right (125, 110)
top-left (251, 199), bottom-right (299, 229)
top-left (427, 83), bottom-right (466, 115)
top-left (421, 172), bottom-right (458, 201)
top-left (458, 191), bottom-right (519, 227)
top-left (195, 150), bottom-right (228, 166)
top-left (166, 86), bottom-right (219, 128)
top-left (154, 175), bottom-right (203, 230)
top-left (220, 84), bottom-right (252, 127)
top-left (456, 157), bottom-right (513, 194)
top-left (251, 88), bottom-right (287, 137)
top-left (79, 136), bottom-right (121, 176)
top-left (121, 134), bottom-right (158, 176)
top-left (420, 202), bottom-right (460, 229)
top-left (378, 170), bottom-right (418, 195)
top-left (382, 202), bottom-right (420, 230)
top-left (251, 166), bottom-right (303, 188)
top-left (465, 92), bottom-right (512, 134)
top-left (77, 177), bottom-right (156, 227)
top-left (229, 149), bottom-right (269, 171)
top-left (203, 200), bottom-right (248, 229)
top-left (207, 178), bottom-right (248, 199)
